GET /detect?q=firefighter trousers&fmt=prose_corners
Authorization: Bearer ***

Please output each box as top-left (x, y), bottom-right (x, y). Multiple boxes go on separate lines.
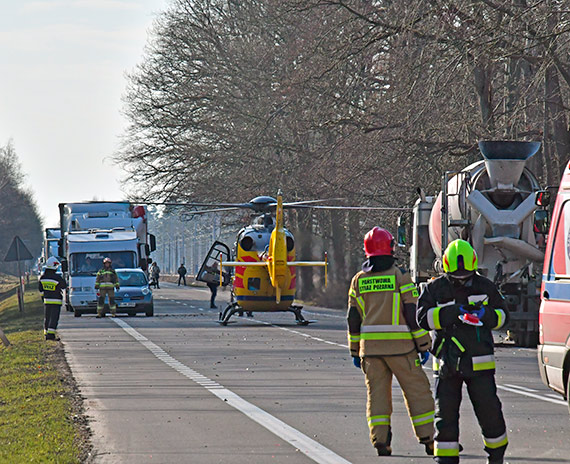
top-left (362, 351), bottom-right (435, 448)
top-left (434, 372), bottom-right (507, 463)
top-left (97, 288), bottom-right (117, 316)
top-left (44, 303), bottom-right (61, 339)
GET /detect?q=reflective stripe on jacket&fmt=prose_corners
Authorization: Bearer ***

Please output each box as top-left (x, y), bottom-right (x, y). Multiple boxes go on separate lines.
top-left (38, 270), bottom-right (66, 305)
top-left (95, 268), bottom-right (119, 289)
top-left (348, 266), bottom-right (422, 356)
top-left (417, 273), bottom-right (508, 376)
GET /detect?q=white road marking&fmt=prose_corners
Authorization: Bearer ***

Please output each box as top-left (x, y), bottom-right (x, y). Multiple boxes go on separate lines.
top-left (111, 317), bottom-right (352, 464)
top-left (496, 385), bottom-right (567, 406)
top-left (302, 310), bottom-right (345, 320)
top-left (250, 319), bottom-right (348, 348)
top-left (503, 384), bottom-right (538, 393)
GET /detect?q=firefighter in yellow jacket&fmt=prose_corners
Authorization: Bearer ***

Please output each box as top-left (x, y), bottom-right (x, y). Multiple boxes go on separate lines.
top-left (348, 227), bottom-right (435, 456)
top-left (95, 257), bottom-right (120, 317)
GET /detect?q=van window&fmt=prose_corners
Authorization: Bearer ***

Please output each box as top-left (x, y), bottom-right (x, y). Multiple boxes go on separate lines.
top-left (548, 199), bottom-right (570, 280)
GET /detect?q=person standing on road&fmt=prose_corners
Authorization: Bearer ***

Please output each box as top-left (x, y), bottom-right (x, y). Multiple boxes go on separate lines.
top-left (150, 261), bottom-right (161, 289)
top-left (177, 263), bottom-right (187, 286)
top-left (347, 227), bottom-right (435, 457)
top-left (38, 257), bottom-right (66, 341)
top-left (417, 239), bottom-right (509, 464)
top-left (95, 257), bottom-right (120, 318)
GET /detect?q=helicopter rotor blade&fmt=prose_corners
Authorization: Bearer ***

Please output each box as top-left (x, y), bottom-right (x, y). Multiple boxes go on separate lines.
top-left (280, 198), bottom-right (345, 207)
top-left (185, 207), bottom-right (244, 215)
top-left (290, 205), bottom-right (413, 212)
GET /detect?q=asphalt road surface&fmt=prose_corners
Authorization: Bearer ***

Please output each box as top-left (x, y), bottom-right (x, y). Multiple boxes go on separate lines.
top-left (60, 283), bottom-right (570, 463)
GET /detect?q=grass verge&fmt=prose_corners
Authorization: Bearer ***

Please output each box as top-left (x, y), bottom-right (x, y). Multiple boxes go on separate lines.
top-left (0, 287), bottom-right (91, 463)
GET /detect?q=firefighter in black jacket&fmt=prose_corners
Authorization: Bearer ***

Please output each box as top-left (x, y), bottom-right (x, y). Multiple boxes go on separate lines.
top-left (417, 239), bottom-right (508, 464)
top-left (38, 257), bottom-right (67, 341)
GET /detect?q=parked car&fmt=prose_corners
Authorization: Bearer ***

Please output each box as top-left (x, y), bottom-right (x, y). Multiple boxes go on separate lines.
top-left (114, 268), bottom-right (154, 317)
top-left (537, 161), bottom-right (570, 413)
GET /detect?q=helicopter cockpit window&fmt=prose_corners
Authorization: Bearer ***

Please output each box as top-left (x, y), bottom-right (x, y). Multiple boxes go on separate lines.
top-left (286, 236), bottom-right (294, 252)
top-left (240, 235), bottom-right (254, 251)
top-left (247, 277), bottom-right (261, 291)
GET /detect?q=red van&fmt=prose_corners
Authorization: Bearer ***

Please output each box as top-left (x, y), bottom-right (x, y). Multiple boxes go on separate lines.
top-left (537, 161), bottom-right (570, 412)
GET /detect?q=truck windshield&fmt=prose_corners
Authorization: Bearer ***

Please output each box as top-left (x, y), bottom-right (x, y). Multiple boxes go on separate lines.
top-left (117, 271), bottom-right (148, 287)
top-left (70, 252), bottom-right (136, 276)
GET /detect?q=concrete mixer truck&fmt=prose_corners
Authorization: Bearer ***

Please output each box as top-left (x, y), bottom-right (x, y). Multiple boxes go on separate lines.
top-left (405, 141), bottom-right (547, 347)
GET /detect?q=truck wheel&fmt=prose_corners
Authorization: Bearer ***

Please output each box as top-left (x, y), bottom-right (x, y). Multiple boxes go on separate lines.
top-left (145, 306), bottom-right (154, 317)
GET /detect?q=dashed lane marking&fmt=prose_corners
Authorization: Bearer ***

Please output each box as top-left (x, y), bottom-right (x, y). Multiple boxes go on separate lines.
top-left (496, 385), bottom-right (566, 406)
top-left (503, 384), bottom-right (537, 392)
top-left (250, 319), bottom-right (348, 349)
top-left (111, 317), bottom-right (352, 464)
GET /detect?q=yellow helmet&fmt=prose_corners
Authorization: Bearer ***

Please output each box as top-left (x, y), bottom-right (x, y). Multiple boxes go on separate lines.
top-left (443, 239), bottom-right (478, 277)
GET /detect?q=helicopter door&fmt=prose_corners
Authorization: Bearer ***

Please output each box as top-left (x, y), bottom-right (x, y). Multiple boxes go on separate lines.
top-left (197, 241), bottom-right (232, 287)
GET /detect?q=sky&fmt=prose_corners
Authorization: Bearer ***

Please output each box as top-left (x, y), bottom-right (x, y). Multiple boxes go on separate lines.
top-left (0, 0), bottom-right (169, 227)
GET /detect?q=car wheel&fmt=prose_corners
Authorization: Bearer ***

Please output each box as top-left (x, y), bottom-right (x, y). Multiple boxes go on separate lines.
top-left (567, 373), bottom-right (570, 415)
top-left (74, 310), bottom-right (81, 317)
top-left (128, 311), bottom-right (136, 317)
top-left (145, 305), bottom-right (154, 317)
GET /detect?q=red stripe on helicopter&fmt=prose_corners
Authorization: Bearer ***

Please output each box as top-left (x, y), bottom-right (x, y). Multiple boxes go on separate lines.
top-left (236, 255), bottom-right (261, 275)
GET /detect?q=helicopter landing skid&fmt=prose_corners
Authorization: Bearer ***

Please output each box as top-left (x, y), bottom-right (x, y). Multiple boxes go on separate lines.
top-left (218, 302), bottom-right (242, 326)
top-left (288, 305), bottom-right (314, 326)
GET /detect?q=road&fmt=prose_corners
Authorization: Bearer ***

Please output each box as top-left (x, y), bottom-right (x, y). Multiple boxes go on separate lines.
top-left (60, 283), bottom-right (570, 464)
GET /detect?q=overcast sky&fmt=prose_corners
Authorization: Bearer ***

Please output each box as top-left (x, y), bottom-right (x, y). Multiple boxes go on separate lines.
top-left (0, 0), bottom-right (168, 227)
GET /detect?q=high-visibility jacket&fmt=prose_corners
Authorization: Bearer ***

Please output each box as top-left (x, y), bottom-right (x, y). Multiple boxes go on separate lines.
top-left (416, 273), bottom-right (508, 377)
top-left (38, 269), bottom-right (66, 305)
top-left (95, 267), bottom-right (119, 289)
top-left (348, 266), bottom-right (431, 357)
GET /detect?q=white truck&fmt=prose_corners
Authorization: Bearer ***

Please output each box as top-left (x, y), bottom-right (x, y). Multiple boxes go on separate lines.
top-left (66, 229), bottom-right (141, 316)
top-left (38, 228), bottom-right (61, 273)
top-left (58, 202), bottom-right (156, 315)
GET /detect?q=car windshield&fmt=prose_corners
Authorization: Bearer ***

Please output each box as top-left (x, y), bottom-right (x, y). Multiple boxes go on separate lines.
top-left (70, 251), bottom-right (136, 276)
top-left (117, 271), bottom-right (148, 287)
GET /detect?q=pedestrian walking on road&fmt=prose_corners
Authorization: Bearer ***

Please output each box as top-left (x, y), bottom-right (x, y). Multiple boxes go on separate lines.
top-left (38, 257), bottom-right (66, 340)
top-left (149, 261), bottom-right (161, 289)
top-left (347, 227), bottom-right (435, 457)
top-left (417, 239), bottom-right (509, 464)
top-left (177, 264), bottom-right (187, 286)
top-left (95, 257), bottom-right (120, 317)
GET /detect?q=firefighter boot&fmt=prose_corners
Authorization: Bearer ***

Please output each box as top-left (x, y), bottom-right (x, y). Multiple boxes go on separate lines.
top-left (421, 438), bottom-right (434, 456)
top-left (374, 428), bottom-right (392, 456)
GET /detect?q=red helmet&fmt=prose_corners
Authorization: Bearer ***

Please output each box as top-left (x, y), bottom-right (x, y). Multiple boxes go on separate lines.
top-left (364, 227), bottom-right (395, 257)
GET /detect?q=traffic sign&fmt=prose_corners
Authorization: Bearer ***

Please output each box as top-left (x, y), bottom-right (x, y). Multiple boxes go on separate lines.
top-left (4, 236), bottom-right (33, 262)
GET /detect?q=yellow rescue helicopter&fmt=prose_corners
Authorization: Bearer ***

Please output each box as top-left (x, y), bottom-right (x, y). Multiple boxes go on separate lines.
top-left (195, 192), bottom-right (327, 325)
top-left (192, 192), bottom-right (406, 325)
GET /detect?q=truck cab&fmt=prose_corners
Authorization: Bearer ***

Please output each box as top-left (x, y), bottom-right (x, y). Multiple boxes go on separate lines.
top-left (537, 161), bottom-right (570, 412)
top-left (66, 229), bottom-right (139, 316)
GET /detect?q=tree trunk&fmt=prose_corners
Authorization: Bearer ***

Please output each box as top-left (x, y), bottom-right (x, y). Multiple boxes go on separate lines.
top-left (474, 63), bottom-right (495, 134)
top-left (296, 209), bottom-right (315, 301)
